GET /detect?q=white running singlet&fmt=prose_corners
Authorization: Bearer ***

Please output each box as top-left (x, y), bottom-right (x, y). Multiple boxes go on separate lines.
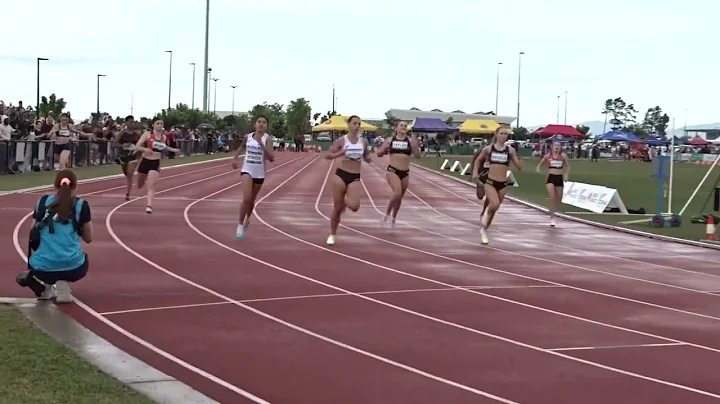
top-left (343, 135), bottom-right (364, 162)
top-left (241, 133), bottom-right (269, 179)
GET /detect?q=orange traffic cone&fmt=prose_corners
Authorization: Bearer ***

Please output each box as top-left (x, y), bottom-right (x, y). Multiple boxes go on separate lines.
top-left (705, 215), bottom-right (717, 241)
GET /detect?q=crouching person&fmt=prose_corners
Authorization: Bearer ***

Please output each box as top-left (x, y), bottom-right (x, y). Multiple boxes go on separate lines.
top-left (16, 169), bottom-right (92, 303)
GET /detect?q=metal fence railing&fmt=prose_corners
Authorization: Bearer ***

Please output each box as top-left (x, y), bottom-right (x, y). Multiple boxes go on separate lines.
top-left (0, 138), bottom-right (234, 174)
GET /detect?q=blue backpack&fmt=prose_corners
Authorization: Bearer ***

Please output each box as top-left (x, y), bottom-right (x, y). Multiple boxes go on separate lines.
top-left (28, 195), bottom-right (83, 256)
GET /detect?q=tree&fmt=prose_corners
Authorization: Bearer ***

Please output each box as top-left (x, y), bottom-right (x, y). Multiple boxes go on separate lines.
top-left (39, 93), bottom-right (67, 117)
top-left (248, 102), bottom-right (287, 137)
top-left (318, 110), bottom-right (337, 124)
top-left (641, 106), bottom-right (670, 137)
top-left (286, 98), bottom-right (312, 138)
top-left (575, 125), bottom-right (590, 136)
top-left (624, 124), bottom-right (649, 139)
top-left (152, 103), bottom-right (219, 130)
top-left (601, 97), bottom-right (638, 130)
top-left (512, 126), bottom-right (529, 140)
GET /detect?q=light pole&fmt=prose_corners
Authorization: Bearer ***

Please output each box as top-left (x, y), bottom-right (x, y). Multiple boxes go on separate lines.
top-left (202, 0), bottom-right (210, 113)
top-left (165, 50), bottom-right (173, 110)
top-left (564, 91), bottom-right (568, 125)
top-left (189, 62), bottom-right (196, 109)
top-left (206, 68), bottom-right (212, 112)
top-left (556, 95), bottom-right (560, 124)
top-left (36, 57), bottom-right (48, 119)
top-left (212, 78), bottom-right (219, 115)
top-left (495, 62), bottom-right (502, 115)
top-left (230, 85), bottom-right (237, 117)
top-left (516, 51), bottom-right (525, 128)
top-left (96, 74), bottom-right (106, 115)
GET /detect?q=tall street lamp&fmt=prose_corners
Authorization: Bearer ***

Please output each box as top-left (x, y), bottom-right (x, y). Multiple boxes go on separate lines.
top-left (516, 51), bottom-right (525, 128)
top-left (36, 57), bottom-right (49, 119)
top-left (165, 50), bottom-right (173, 110)
top-left (189, 62), bottom-right (196, 109)
top-left (96, 74), bottom-right (107, 115)
top-left (212, 78), bottom-right (219, 115)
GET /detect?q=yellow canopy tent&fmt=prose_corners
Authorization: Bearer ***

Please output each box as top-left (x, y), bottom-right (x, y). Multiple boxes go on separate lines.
top-left (457, 119), bottom-right (500, 135)
top-left (312, 115), bottom-right (378, 132)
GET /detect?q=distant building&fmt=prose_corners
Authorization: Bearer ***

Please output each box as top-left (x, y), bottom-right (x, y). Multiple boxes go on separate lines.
top-left (214, 111), bottom-right (248, 119)
top-left (384, 108), bottom-right (516, 126)
top-left (685, 127), bottom-right (720, 140)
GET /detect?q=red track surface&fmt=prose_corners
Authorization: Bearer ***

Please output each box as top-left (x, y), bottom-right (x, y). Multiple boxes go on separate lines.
top-left (3, 152), bottom-right (720, 403)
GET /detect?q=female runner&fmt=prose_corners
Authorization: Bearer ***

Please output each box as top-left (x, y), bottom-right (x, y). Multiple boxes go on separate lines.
top-left (471, 126), bottom-right (522, 244)
top-left (324, 115), bottom-right (372, 246)
top-left (471, 147), bottom-right (491, 218)
top-left (375, 120), bottom-right (421, 227)
top-left (535, 141), bottom-right (570, 227)
top-left (115, 115), bottom-right (140, 201)
top-left (231, 115), bottom-right (275, 239)
top-left (46, 113), bottom-right (84, 169)
top-left (134, 119), bottom-right (180, 214)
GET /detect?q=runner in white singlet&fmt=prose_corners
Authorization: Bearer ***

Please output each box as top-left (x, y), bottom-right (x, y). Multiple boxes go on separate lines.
top-left (323, 115), bottom-right (372, 246)
top-left (231, 115), bottom-right (275, 238)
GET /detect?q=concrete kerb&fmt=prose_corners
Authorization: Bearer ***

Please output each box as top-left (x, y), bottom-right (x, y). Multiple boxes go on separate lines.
top-left (1, 301), bottom-right (219, 404)
top-left (1, 156), bottom-right (233, 196)
top-left (410, 162), bottom-right (720, 252)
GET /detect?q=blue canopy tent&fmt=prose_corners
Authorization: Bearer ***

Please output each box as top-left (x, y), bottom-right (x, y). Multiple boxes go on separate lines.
top-left (408, 118), bottom-right (459, 133)
top-left (598, 131), bottom-right (641, 142)
top-left (644, 136), bottom-right (668, 146)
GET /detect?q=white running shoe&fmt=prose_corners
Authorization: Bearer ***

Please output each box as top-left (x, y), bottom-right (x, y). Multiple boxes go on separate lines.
top-left (326, 235), bottom-right (336, 246)
top-left (38, 285), bottom-right (56, 300)
top-left (550, 218), bottom-right (556, 227)
top-left (235, 224), bottom-right (244, 239)
top-left (480, 211), bottom-right (489, 228)
top-left (480, 228), bottom-right (489, 245)
top-left (55, 281), bottom-right (73, 303)
top-left (380, 215), bottom-right (389, 228)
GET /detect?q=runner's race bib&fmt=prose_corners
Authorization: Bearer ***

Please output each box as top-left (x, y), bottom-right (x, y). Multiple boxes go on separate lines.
top-left (246, 151), bottom-right (263, 164)
top-left (152, 141), bottom-right (167, 151)
top-left (122, 143), bottom-right (135, 150)
top-left (392, 141), bottom-right (408, 150)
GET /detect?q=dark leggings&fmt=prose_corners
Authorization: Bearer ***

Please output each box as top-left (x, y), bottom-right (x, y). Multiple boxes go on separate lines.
top-left (22, 255), bottom-right (89, 297)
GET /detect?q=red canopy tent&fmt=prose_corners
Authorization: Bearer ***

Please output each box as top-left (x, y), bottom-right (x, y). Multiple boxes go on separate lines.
top-left (532, 124), bottom-right (585, 138)
top-left (687, 136), bottom-right (710, 146)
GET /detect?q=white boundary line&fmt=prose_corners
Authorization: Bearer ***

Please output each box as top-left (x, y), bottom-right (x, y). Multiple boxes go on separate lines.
top-left (349, 169), bottom-right (720, 318)
top-left (548, 342), bottom-right (686, 352)
top-left (180, 158), bottom-right (519, 402)
top-left (400, 162), bottom-right (720, 280)
top-left (1, 155), bottom-right (234, 196)
top-left (410, 162), bottom-right (720, 252)
top-left (98, 285), bottom-right (563, 316)
top-left (11, 154), bottom-right (306, 404)
top-left (185, 158), bottom-right (720, 399)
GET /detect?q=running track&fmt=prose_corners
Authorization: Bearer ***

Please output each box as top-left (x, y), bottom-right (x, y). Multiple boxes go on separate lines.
top-left (2, 152), bottom-right (720, 403)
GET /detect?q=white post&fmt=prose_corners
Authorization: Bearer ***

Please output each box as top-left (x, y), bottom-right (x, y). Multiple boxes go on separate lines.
top-left (678, 152), bottom-right (720, 216)
top-left (668, 118), bottom-right (675, 214)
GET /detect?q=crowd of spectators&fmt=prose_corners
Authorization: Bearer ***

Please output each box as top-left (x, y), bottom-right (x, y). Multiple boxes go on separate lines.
top-left (1, 100), bottom-right (237, 175)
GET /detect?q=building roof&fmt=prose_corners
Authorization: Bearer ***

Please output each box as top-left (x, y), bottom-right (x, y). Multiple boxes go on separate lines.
top-left (385, 108), bottom-right (516, 125)
top-left (214, 111), bottom-right (248, 119)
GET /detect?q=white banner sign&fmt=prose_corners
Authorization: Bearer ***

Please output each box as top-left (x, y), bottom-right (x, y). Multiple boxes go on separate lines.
top-left (562, 181), bottom-right (628, 214)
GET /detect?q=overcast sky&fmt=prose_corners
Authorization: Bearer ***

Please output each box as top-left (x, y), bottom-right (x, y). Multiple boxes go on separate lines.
top-left (1, 0), bottom-right (715, 127)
